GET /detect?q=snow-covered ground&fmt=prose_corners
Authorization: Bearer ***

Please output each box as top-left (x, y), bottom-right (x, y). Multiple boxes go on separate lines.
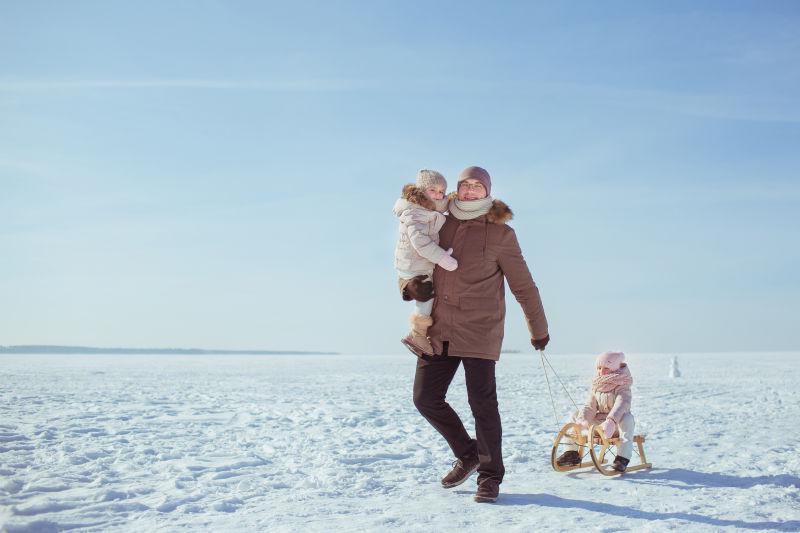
top-left (1, 351), bottom-right (799, 532)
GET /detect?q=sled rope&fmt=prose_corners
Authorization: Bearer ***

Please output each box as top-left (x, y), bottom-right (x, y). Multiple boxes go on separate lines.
top-left (538, 350), bottom-right (580, 428)
top-left (541, 351), bottom-right (580, 412)
top-left (539, 349), bottom-right (560, 426)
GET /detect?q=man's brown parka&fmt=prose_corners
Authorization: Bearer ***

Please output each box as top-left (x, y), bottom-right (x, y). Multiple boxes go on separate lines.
top-left (427, 200), bottom-right (548, 360)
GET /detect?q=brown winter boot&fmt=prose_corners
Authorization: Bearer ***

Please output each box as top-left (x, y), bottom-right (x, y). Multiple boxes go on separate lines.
top-left (612, 455), bottom-right (630, 473)
top-left (474, 478), bottom-right (500, 503)
top-left (556, 450), bottom-right (581, 467)
top-left (400, 314), bottom-right (434, 357)
top-left (441, 456), bottom-right (480, 488)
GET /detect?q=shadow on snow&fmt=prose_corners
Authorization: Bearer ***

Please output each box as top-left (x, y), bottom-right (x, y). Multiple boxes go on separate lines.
top-left (496, 492), bottom-right (799, 530)
top-left (492, 468), bottom-right (800, 531)
top-left (618, 467), bottom-right (800, 490)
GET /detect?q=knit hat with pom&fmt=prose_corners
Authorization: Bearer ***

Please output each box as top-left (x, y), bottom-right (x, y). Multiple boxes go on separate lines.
top-left (416, 169), bottom-right (447, 190)
top-left (596, 351), bottom-right (626, 372)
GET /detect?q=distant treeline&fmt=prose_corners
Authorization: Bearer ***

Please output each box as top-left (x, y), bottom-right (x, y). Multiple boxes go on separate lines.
top-left (0, 345), bottom-right (339, 355)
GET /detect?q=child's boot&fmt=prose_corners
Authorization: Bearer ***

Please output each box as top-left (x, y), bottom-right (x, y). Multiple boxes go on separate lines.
top-left (612, 455), bottom-right (630, 473)
top-left (401, 314), bottom-right (434, 357)
top-left (556, 450), bottom-right (581, 467)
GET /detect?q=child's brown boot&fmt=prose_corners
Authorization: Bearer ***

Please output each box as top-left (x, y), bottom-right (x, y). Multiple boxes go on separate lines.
top-left (556, 450), bottom-right (581, 467)
top-left (612, 455), bottom-right (630, 473)
top-left (400, 314), bottom-right (434, 357)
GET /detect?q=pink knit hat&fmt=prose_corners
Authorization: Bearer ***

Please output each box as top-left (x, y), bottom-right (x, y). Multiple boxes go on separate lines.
top-left (596, 351), bottom-right (625, 371)
top-left (458, 166), bottom-right (491, 196)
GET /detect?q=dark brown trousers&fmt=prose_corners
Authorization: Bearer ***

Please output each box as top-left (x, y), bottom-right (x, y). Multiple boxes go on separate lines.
top-left (412, 347), bottom-right (504, 484)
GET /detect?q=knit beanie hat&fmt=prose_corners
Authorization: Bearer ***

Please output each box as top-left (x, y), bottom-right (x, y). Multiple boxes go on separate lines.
top-left (416, 169), bottom-right (447, 190)
top-left (596, 351), bottom-right (625, 372)
top-left (458, 166), bottom-right (492, 196)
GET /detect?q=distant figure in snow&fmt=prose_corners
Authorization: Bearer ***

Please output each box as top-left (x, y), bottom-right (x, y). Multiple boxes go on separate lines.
top-left (555, 351), bottom-right (635, 473)
top-left (401, 166), bottom-right (549, 503)
top-left (669, 356), bottom-right (681, 378)
top-left (394, 169), bottom-right (457, 356)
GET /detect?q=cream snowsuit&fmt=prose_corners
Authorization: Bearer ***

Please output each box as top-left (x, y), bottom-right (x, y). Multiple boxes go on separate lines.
top-left (566, 364), bottom-right (635, 459)
top-left (393, 187), bottom-right (449, 316)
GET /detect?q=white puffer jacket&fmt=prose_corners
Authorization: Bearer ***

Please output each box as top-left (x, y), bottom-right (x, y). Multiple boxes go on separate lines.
top-left (580, 364), bottom-right (633, 425)
top-left (393, 184), bottom-right (448, 278)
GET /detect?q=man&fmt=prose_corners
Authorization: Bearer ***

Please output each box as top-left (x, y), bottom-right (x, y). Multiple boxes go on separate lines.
top-left (401, 166), bottom-right (549, 503)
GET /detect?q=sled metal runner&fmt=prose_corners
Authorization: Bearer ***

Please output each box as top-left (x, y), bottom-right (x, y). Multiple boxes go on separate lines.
top-left (550, 422), bottom-right (652, 476)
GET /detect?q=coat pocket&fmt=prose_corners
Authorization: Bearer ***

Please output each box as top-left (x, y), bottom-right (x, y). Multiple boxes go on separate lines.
top-left (459, 297), bottom-right (499, 311)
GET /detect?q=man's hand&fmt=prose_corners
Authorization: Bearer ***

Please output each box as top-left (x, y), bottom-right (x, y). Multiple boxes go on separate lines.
top-left (402, 275), bottom-right (434, 302)
top-left (531, 335), bottom-right (550, 351)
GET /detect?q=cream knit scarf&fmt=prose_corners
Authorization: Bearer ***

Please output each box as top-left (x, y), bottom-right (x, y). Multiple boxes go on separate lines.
top-left (592, 364), bottom-right (633, 393)
top-left (449, 196), bottom-right (494, 220)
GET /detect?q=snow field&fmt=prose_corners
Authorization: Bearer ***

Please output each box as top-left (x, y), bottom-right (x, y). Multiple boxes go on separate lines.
top-left (1, 352), bottom-right (799, 531)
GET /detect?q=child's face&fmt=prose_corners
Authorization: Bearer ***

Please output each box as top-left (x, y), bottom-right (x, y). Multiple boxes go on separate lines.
top-left (598, 366), bottom-right (613, 375)
top-left (425, 185), bottom-right (445, 201)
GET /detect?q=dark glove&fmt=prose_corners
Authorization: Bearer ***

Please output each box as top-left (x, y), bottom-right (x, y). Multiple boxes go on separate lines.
top-left (531, 334), bottom-right (550, 351)
top-left (402, 275), bottom-right (434, 302)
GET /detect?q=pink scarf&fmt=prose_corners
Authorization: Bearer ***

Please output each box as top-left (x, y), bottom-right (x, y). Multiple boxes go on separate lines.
top-left (592, 364), bottom-right (633, 393)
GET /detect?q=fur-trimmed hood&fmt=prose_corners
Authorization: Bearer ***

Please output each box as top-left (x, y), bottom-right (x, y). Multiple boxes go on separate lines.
top-left (401, 183), bottom-right (436, 211)
top-left (486, 200), bottom-right (513, 224)
top-left (393, 184), bottom-right (448, 217)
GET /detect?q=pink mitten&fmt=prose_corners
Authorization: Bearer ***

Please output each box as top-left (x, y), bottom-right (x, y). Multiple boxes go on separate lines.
top-left (437, 248), bottom-right (458, 271)
top-left (600, 418), bottom-right (617, 439)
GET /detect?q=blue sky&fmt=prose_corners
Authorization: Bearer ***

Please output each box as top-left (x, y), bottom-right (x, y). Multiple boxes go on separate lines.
top-left (1, 1), bottom-right (798, 354)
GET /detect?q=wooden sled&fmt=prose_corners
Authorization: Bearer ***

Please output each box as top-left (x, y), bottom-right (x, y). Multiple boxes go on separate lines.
top-left (550, 422), bottom-right (652, 476)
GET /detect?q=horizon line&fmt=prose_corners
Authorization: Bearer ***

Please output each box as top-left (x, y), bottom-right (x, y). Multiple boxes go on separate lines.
top-left (0, 344), bottom-right (339, 355)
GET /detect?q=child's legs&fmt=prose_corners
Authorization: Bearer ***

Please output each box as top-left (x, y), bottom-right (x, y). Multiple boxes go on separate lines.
top-left (411, 274), bottom-right (434, 317)
top-left (616, 413), bottom-right (635, 459)
top-left (414, 298), bottom-right (434, 316)
top-left (562, 410), bottom-right (586, 452)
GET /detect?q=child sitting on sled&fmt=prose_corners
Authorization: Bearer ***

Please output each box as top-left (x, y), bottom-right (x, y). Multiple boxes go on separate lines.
top-left (555, 351), bottom-right (635, 472)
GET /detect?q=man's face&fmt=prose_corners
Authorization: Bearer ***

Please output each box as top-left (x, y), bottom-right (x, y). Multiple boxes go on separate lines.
top-left (457, 178), bottom-right (487, 201)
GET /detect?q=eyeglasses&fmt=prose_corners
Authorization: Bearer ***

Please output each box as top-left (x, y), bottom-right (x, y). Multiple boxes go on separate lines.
top-left (458, 181), bottom-right (485, 191)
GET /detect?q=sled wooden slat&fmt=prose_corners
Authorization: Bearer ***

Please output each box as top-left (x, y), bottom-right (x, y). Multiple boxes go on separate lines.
top-left (622, 462), bottom-right (652, 473)
top-left (636, 435), bottom-right (649, 466)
